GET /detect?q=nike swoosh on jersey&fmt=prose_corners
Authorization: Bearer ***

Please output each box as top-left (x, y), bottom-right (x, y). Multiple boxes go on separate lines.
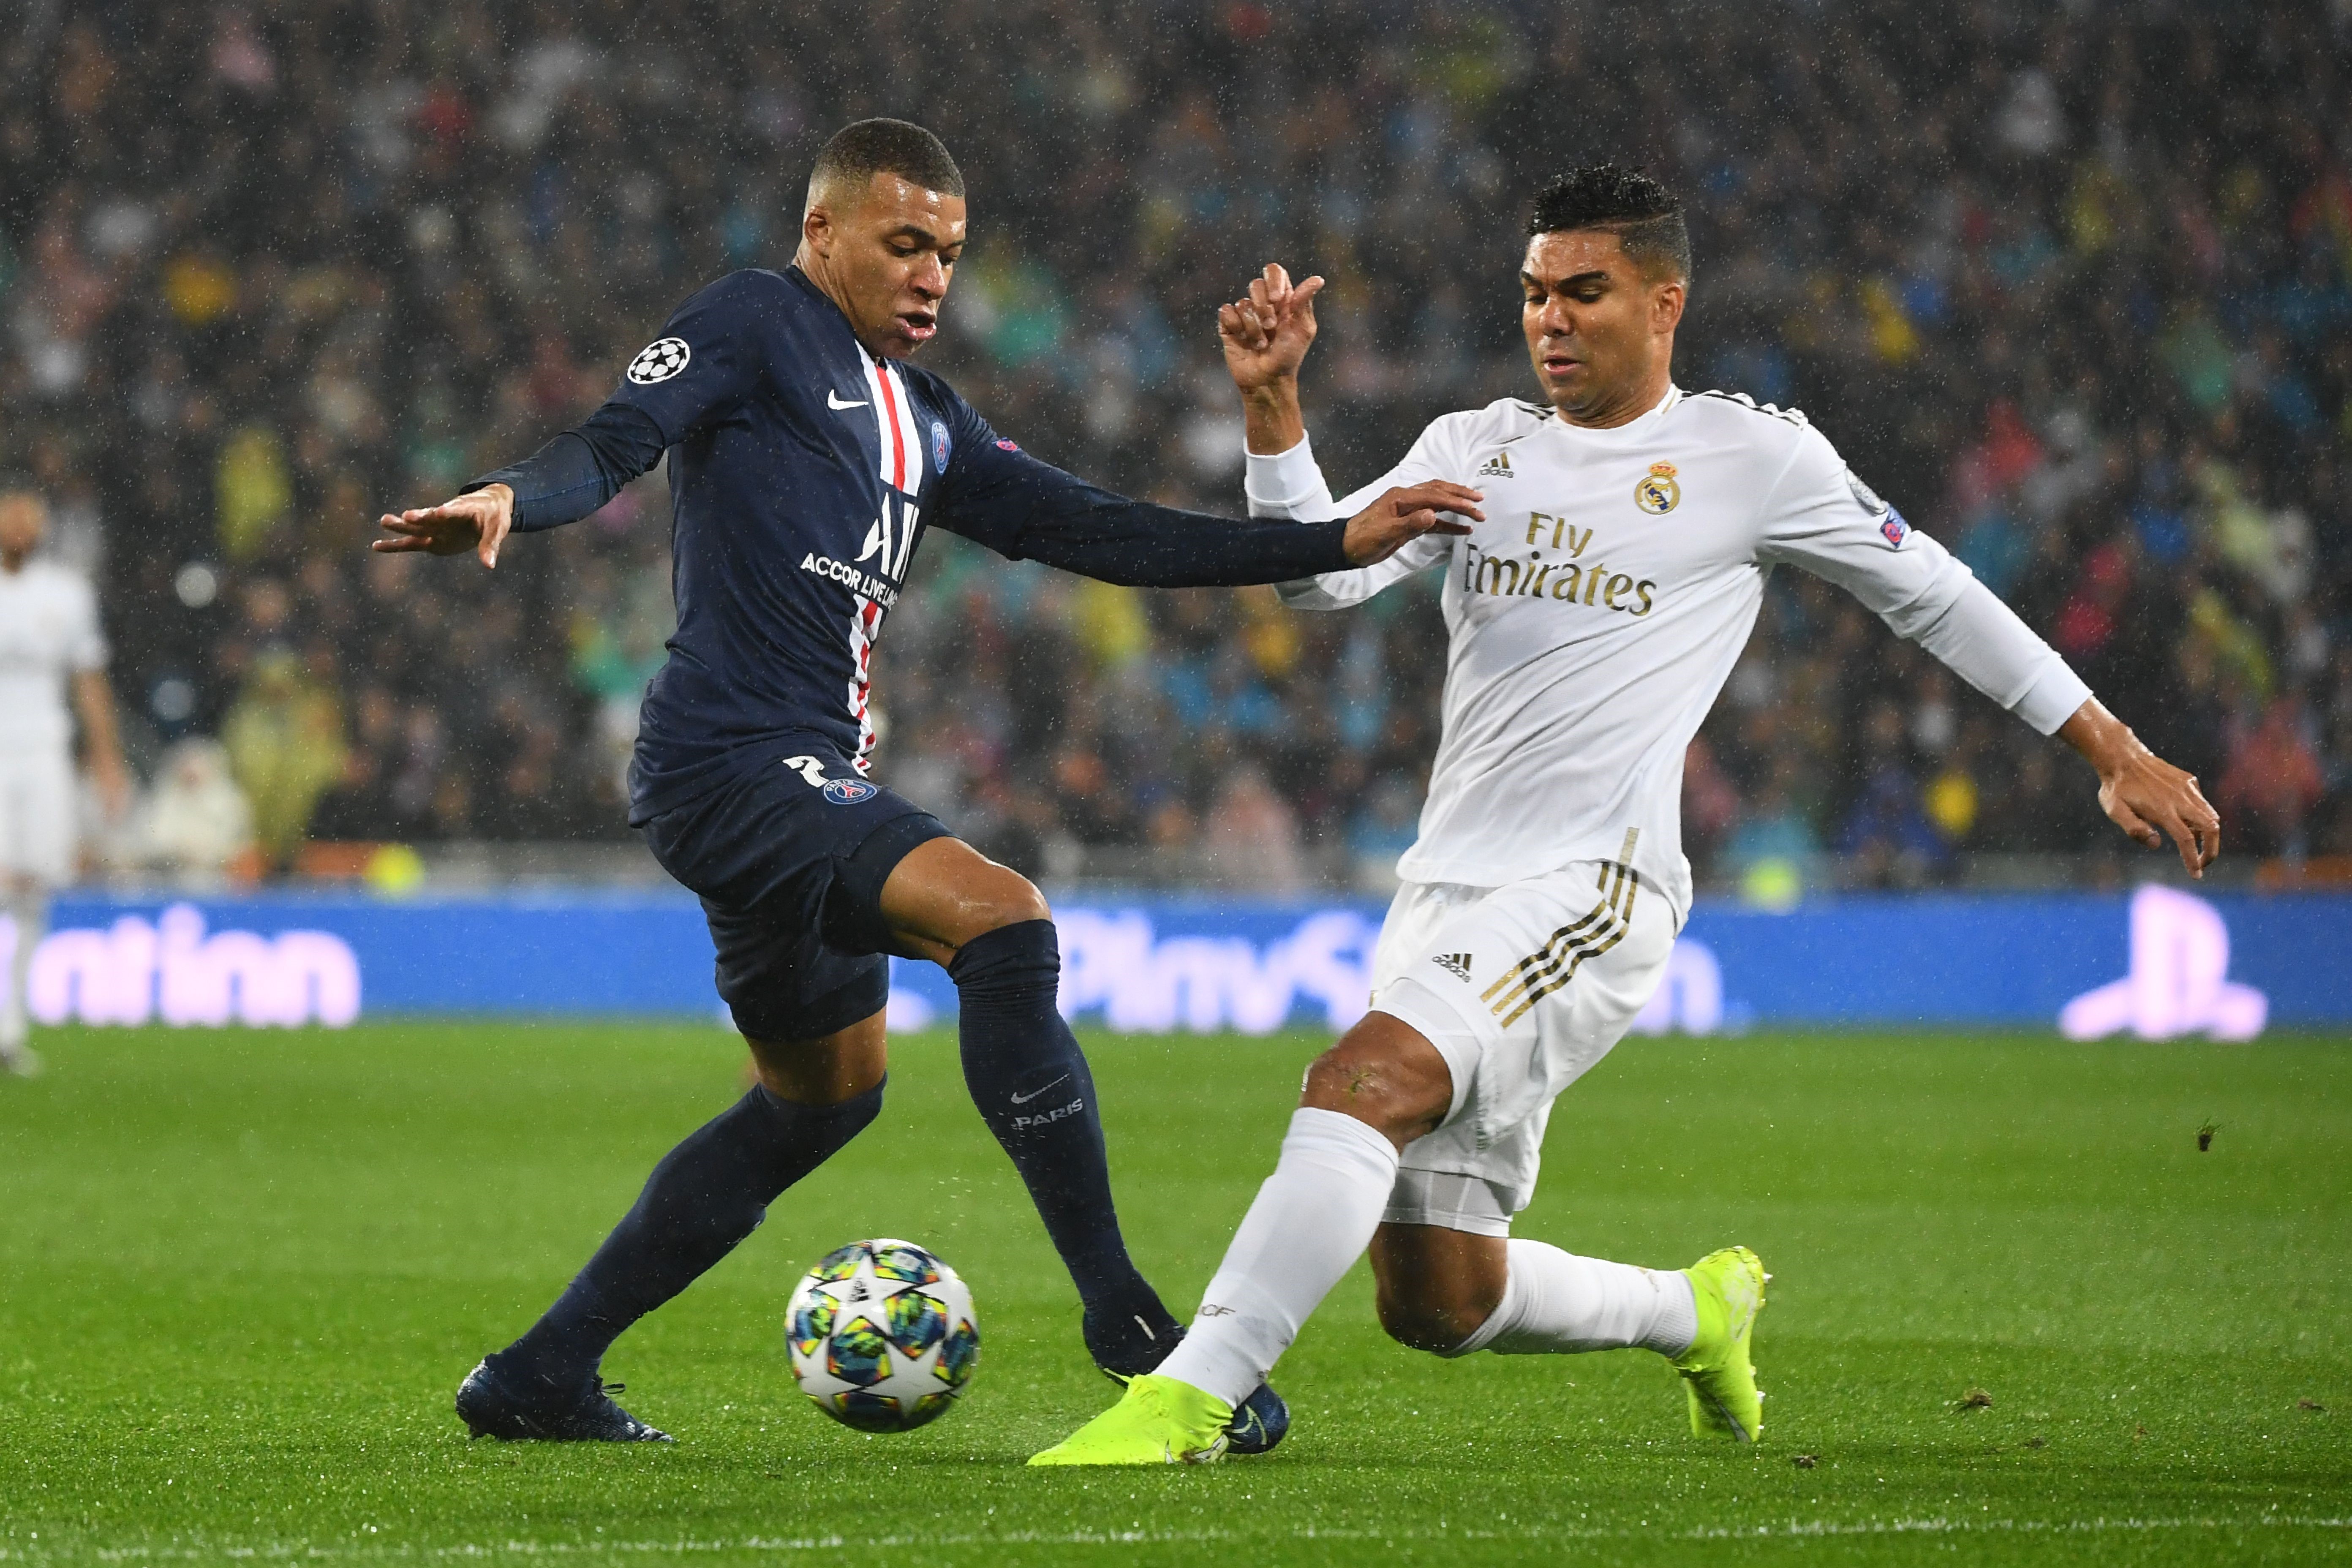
top-left (827, 390), bottom-right (869, 409)
top-left (1009, 1075), bottom-right (1071, 1105)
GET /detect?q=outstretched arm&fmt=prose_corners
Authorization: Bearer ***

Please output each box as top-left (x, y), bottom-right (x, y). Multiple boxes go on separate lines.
top-left (376, 272), bottom-right (765, 568)
top-left (942, 465), bottom-right (1479, 588)
top-left (1759, 427), bottom-right (2218, 877)
top-left (930, 382), bottom-right (1478, 586)
top-left (373, 405), bottom-right (666, 569)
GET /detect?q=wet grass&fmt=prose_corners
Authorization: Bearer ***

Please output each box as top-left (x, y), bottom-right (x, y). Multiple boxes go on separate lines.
top-left (1, 1021), bottom-right (2347, 1565)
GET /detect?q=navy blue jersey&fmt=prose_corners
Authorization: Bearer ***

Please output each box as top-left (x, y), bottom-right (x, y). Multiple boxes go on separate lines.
top-left (471, 266), bottom-right (1350, 824)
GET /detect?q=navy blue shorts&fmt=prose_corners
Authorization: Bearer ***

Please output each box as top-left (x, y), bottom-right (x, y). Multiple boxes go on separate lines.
top-left (640, 750), bottom-right (951, 1042)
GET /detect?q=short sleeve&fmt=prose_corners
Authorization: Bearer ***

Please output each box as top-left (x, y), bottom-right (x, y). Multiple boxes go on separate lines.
top-left (602, 271), bottom-right (773, 446)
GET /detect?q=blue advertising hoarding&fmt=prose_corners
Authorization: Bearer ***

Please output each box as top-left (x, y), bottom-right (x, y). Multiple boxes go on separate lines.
top-left (10, 885), bottom-right (2348, 1036)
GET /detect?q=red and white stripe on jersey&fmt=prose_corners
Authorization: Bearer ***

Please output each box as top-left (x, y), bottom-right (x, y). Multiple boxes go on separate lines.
top-left (860, 354), bottom-right (926, 500)
top-left (846, 594), bottom-right (881, 770)
top-left (840, 354), bottom-right (921, 765)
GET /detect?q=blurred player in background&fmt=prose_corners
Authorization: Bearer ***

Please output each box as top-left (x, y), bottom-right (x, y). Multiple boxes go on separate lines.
top-left (0, 485), bottom-right (129, 1078)
top-left (1034, 165), bottom-right (2222, 1465)
top-left (378, 118), bottom-right (1467, 1446)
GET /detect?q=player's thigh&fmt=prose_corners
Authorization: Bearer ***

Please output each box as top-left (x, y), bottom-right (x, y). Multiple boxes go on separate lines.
top-left (1387, 859), bottom-right (1673, 1148)
top-left (0, 755), bottom-right (73, 887)
top-left (743, 1007), bottom-right (888, 1105)
top-left (875, 836), bottom-right (1049, 964)
top-left (1368, 1220), bottom-right (1510, 1351)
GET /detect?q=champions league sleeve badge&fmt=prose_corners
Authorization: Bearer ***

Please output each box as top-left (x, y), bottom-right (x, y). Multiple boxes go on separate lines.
top-left (1846, 468), bottom-right (1907, 546)
top-left (627, 337), bottom-right (692, 384)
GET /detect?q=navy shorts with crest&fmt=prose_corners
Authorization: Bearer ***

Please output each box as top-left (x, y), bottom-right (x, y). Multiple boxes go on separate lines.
top-left (639, 745), bottom-right (950, 1041)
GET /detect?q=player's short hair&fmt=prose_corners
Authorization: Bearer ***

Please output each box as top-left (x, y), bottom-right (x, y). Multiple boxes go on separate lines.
top-left (1526, 165), bottom-right (1690, 283)
top-left (808, 118), bottom-right (965, 209)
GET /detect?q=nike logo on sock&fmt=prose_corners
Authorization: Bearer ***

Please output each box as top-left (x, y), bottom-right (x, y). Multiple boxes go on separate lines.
top-left (1010, 1075), bottom-right (1071, 1105)
top-left (827, 390), bottom-right (869, 409)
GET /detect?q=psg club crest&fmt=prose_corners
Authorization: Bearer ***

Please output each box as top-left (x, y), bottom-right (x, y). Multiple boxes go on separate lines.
top-left (1634, 461), bottom-right (1680, 514)
top-left (823, 778), bottom-right (878, 805)
top-left (1880, 507), bottom-right (1911, 548)
top-left (627, 337), bottom-right (691, 384)
top-left (930, 419), bottom-right (952, 475)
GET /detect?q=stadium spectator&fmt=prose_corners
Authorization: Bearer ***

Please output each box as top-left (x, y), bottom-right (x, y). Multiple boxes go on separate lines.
top-left (221, 648), bottom-right (346, 871)
top-left (136, 737), bottom-right (256, 887)
top-left (0, 2), bottom-right (2344, 891)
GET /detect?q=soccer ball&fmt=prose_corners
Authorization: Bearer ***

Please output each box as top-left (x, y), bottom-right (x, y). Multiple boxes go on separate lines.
top-left (787, 1239), bottom-right (979, 1432)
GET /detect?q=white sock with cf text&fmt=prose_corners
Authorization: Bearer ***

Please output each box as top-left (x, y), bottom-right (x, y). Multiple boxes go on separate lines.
top-left (1155, 1108), bottom-right (1399, 1408)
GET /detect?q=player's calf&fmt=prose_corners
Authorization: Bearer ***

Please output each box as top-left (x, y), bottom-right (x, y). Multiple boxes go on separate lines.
top-left (1369, 1222), bottom-right (1510, 1353)
top-left (880, 841), bottom-right (1185, 1372)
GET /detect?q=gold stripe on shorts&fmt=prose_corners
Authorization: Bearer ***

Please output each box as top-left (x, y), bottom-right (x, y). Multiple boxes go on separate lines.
top-left (1479, 832), bottom-right (1643, 1028)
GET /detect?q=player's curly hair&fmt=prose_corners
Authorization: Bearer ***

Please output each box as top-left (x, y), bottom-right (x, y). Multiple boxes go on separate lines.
top-left (1526, 165), bottom-right (1690, 282)
top-left (809, 118), bottom-right (964, 204)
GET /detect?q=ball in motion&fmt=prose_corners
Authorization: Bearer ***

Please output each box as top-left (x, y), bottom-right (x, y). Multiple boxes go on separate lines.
top-left (787, 1239), bottom-right (979, 1432)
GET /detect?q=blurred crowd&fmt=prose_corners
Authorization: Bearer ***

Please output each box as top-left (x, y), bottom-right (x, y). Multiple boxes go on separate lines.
top-left (4, 0), bottom-right (2349, 891)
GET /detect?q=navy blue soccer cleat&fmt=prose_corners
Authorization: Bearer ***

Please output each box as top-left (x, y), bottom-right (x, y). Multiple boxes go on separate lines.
top-left (455, 1354), bottom-right (672, 1442)
top-left (1087, 1315), bottom-right (1290, 1456)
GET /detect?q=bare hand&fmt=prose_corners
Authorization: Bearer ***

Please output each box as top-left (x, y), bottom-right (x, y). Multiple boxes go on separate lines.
top-left (1343, 482), bottom-right (1483, 566)
top-left (373, 483), bottom-right (514, 569)
top-left (2059, 699), bottom-right (2221, 878)
top-left (1220, 263), bottom-right (1324, 394)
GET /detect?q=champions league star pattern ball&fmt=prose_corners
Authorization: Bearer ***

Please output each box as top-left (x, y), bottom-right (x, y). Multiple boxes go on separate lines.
top-left (788, 1239), bottom-right (979, 1432)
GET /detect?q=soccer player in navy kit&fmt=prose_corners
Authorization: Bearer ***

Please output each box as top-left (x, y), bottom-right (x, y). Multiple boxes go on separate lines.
top-left (377, 119), bottom-right (1479, 1444)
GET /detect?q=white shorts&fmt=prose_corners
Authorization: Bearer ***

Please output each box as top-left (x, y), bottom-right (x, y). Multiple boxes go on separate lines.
top-left (0, 754), bottom-right (76, 885)
top-left (1370, 858), bottom-right (1675, 1235)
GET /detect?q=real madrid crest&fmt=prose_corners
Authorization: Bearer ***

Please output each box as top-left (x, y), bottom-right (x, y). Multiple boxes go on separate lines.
top-left (1635, 461), bottom-right (1680, 514)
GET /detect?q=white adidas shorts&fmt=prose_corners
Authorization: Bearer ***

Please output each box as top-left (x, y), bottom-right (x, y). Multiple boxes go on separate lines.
top-left (1369, 858), bottom-right (1675, 1236)
top-left (0, 753), bottom-right (76, 885)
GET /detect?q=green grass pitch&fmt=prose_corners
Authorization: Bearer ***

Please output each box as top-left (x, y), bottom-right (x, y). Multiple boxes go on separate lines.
top-left (2, 1021), bottom-right (2348, 1565)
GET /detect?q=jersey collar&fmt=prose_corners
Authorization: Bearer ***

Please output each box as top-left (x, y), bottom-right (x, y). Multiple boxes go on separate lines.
top-left (1544, 384), bottom-right (1682, 446)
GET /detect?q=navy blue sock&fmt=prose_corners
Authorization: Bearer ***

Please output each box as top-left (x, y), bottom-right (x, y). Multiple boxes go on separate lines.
top-left (949, 920), bottom-right (1179, 1368)
top-left (500, 1079), bottom-right (883, 1386)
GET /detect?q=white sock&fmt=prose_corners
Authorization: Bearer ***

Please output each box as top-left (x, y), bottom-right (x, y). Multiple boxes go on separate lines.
top-left (1157, 1107), bottom-right (1399, 1407)
top-left (1448, 1238), bottom-right (1698, 1358)
top-left (1, 890), bottom-right (43, 1050)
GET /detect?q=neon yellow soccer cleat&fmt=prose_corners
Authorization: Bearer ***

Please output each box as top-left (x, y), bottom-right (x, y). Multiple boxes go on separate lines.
top-left (1672, 1245), bottom-right (1767, 1443)
top-left (1027, 1373), bottom-right (1233, 1467)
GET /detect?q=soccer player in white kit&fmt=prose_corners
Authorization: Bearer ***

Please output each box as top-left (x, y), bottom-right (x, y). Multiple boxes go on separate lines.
top-left (1033, 166), bottom-right (2221, 1465)
top-left (0, 486), bottom-right (129, 1076)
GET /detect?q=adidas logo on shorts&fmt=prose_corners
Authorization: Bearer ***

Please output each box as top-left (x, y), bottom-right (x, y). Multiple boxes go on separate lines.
top-left (1433, 953), bottom-right (1474, 982)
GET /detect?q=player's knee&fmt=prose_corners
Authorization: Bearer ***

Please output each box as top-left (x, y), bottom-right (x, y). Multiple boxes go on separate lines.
top-left (965, 866), bottom-right (1051, 936)
top-left (1300, 1036), bottom-right (1449, 1146)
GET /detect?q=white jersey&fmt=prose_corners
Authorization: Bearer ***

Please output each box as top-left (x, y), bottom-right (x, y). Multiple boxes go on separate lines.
top-left (1249, 387), bottom-right (2091, 918)
top-left (0, 558), bottom-right (107, 760)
